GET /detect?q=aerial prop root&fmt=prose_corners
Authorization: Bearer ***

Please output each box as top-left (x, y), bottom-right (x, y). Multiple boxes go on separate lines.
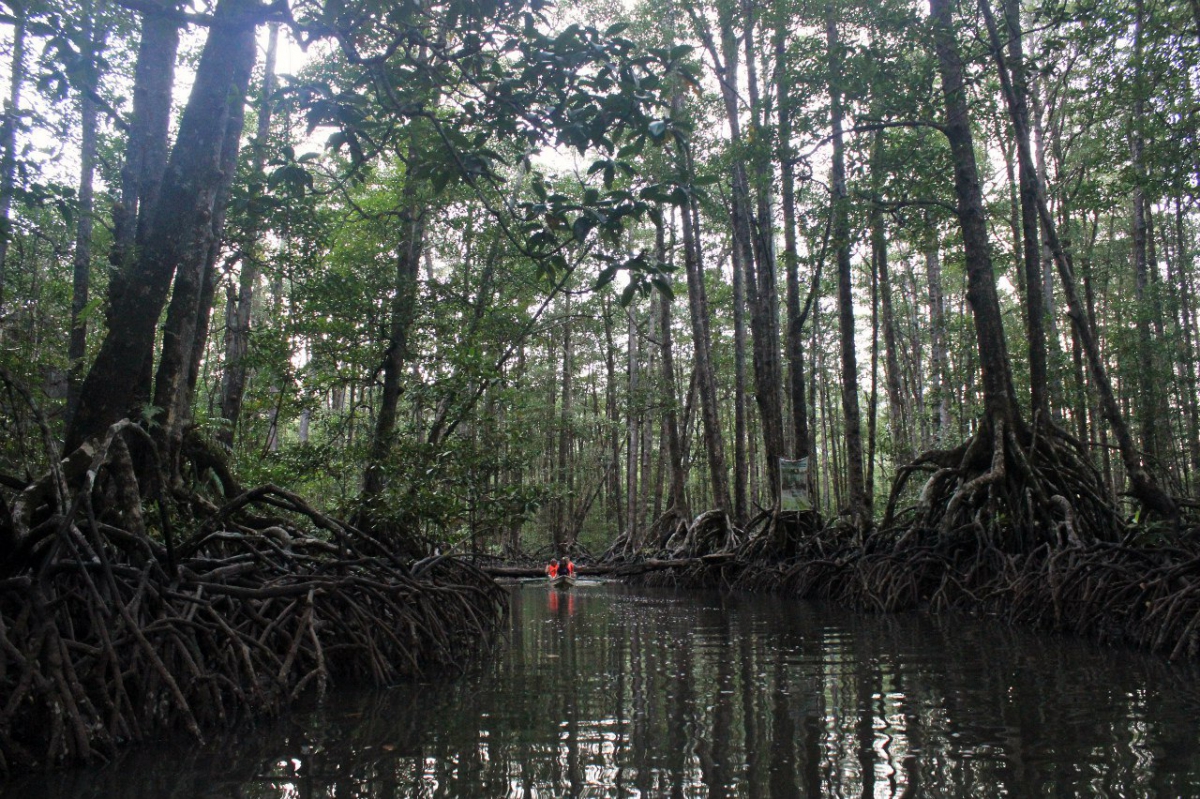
top-left (888, 415), bottom-right (1122, 553)
top-left (0, 423), bottom-right (507, 777)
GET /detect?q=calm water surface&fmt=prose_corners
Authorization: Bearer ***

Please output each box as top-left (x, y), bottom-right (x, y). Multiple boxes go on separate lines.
top-left (8, 581), bottom-right (1200, 798)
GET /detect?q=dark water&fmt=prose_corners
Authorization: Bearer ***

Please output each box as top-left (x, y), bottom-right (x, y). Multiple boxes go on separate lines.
top-left (8, 581), bottom-right (1200, 798)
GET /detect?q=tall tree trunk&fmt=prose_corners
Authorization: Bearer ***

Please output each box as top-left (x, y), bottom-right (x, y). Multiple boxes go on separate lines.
top-left (1070, 213), bottom-right (1100, 448)
top-left (695, 2), bottom-right (786, 513)
top-left (67, 0), bottom-right (258, 452)
top-left (101, 5), bottom-right (180, 416)
top-left (924, 227), bottom-right (950, 442)
top-left (731, 210), bottom-right (749, 523)
top-left (640, 361), bottom-right (653, 535)
top-left (680, 167), bottom-right (731, 516)
top-left (1030, 75), bottom-right (1062, 397)
top-left (977, 0), bottom-right (1177, 518)
top-left (866, 248), bottom-right (880, 506)
top-left (1174, 199), bottom-right (1200, 481)
top-left (153, 52), bottom-right (254, 468)
top-left (558, 289), bottom-right (574, 551)
top-left (812, 303), bottom-right (829, 510)
top-left (508, 346), bottom-right (527, 554)
top-left (870, 133), bottom-right (910, 465)
top-left (1001, 0), bottom-right (1050, 419)
top-left (68, 3), bottom-right (104, 417)
top-left (0, 6), bottom-right (25, 315)
top-left (656, 219), bottom-right (688, 518)
top-left (1128, 0), bottom-right (1162, 465)
top-left (603, 299), bottom-right (625, 533)
top-left (741, 8), bottom-right (787, 508)
top-left (775, 25), bottom-right (811, 464)
top-left (626, 305), bottom-right (641, 545)
top-left (681, 2), bottom-right (733, 519)
top-left (362, 191), bottom-right (425, 502)
top-left (931, 0), bottom-right (1022, 429)
top-left (827, 9), bottom-right (868, 522)
top-left (1161, 214), bottom-right (1191, 485)
top-left (714, 16), bottom-right (748, 522)
top-left (219, 22), bottom-right (279, 449)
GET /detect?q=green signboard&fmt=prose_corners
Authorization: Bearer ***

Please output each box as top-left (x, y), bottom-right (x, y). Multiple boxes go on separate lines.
top-left (779, 457), bottom-right (810, 512)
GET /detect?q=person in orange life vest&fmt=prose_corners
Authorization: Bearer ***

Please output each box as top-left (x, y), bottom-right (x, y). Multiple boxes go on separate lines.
top-left (564, 559), bottom-right (576, 577)
top-left (546, 558), bottom-right (560, 578)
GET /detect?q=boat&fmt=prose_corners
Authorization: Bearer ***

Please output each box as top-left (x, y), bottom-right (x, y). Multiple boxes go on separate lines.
top-left (549, 574), bottom-right (576, 589)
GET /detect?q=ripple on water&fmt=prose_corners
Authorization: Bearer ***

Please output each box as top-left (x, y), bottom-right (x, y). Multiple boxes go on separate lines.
top-left (9, 583), bottom-right (1200, 798)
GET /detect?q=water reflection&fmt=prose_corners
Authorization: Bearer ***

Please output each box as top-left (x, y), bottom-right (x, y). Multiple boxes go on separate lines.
top-left (9, 583), bottom-right (1200, 798)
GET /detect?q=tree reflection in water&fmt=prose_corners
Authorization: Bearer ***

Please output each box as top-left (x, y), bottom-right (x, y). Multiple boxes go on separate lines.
top-left (10, 582), bottom-right (1200, 798)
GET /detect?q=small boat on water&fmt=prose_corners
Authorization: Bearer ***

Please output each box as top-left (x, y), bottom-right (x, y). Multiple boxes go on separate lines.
top-left (549, 574), bottom-right (576, 589)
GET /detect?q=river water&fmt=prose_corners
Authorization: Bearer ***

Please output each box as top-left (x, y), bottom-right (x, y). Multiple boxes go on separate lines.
top-left (8, 581), bottom-right (1200, 798)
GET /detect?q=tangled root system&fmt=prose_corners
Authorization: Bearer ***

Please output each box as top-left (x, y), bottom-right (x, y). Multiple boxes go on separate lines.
top-left (0, 422), bottom-right (507, 776)
top-left (886, 415), bottom-right (1123, 551)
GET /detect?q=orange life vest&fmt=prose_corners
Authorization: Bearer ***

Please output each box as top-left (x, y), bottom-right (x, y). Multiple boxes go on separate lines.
top-left (546, 563), bottom-right (559, 578)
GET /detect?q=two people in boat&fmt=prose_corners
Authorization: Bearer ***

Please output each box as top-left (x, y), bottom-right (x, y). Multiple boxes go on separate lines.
top-left (546, 558), bottom-right (576, 579)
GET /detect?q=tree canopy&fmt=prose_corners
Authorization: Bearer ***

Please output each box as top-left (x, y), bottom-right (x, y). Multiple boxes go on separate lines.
top-left (0, 0), bottom-right (1198, 553)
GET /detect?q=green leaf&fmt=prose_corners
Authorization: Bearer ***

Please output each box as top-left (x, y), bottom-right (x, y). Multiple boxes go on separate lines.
top-left (617, 139), bottom-right (645, 159)
top-left (572, 215), bottom-right (595, 242)
top-left (595, 263), bottom-right (619, 289)
top-left (326, 130), bottom-right (349, 151)
top-left (651, 274), bottom-right (674, 300)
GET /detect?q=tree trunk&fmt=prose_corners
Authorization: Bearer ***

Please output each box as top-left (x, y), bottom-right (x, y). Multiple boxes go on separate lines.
top-left (827, 10), bottom-right (868, 522)
top-left (870, 133), bottom-right (910, 465)
top-left (731, 209), bottom-right (750, 523)
top-left (153, 48), bottom-right (254, 469)
top-left (812, 303), bottom-right (828, 510)
top-left (775, 25), bottom-right (811, 464)
top-left (1030, 74), bottom-right (1062, 396)
top-left (1160, 214), bottom-right (1191, 486)
top-left (656, 219), bottom-right (688, 518)
top-left (930, 0), bottom-right (1022, 428)
top-left (67, 0), bottom-right (258, 452)
top-left (603, 299), bottom-right (625, 533)
top-left (1128, 0), bottom-right (1162, 466)
top-left (559, 289), bottom-right (574, 551)
top-left (741, 10), bottom-right (787, 508)
top-left (680, 166), bottom-right (731, 516)
top-left (640, 361), bottom-right (653, 534)
top-left (1173, 200), bottom-right (1200, 481)
top-left (219, 22), bottom-right (279, 449)
top-left (1002, 0), bottom-right (1050, 419)
top-left (694, 2), bottom-right (787, 513)
top-left (924, 227), bottom-right (950, 442)
top-left (712, 12), bottom-right (747, 522)
top-left (362, 190), bottom-right (425, 501)
top-left (977, 0), bottom-right (1178, 519)
top-left (626, 305), bottom-right (641, 546)
top-left (867, 249), bottom-right (880, 506)
top-left (99, 5), bottom-right (180, 418)
top-left (0, 7), bottom-right (25, 316)
top-left (68, 3), bottom-right (104, 418)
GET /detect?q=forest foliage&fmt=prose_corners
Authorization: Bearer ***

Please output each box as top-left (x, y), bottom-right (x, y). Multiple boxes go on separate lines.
top-left (0, 0), bottom-right (1197, 556)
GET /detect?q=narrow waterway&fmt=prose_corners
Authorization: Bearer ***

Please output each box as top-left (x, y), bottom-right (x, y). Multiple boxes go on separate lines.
top-left (9, 581), bottom-right (1200, 797)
